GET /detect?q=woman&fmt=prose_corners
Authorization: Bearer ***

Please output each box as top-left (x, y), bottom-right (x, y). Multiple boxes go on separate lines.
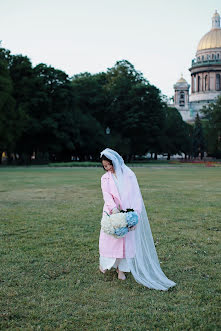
top-left (99, 148), bottom-right (176, 290)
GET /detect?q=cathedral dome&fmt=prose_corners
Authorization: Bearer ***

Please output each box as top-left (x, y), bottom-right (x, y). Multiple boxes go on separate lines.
top-left (197, 10), bottom-right (221, 51)
top-left (197, 29), bottom-right (221, 51)
top-left (176, 76), bottom-right (188, 84)
top-left (174, 76), bottom-right (189, 86)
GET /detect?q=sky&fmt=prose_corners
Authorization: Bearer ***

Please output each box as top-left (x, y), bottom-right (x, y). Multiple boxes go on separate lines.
top-left (1, 0), bottom-right (221, 97)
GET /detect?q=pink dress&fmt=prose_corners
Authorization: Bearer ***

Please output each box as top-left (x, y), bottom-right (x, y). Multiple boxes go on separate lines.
top-left (99, 171), bottom-right (125, 258)
top-left (99, 170), bottom-right (142, 271)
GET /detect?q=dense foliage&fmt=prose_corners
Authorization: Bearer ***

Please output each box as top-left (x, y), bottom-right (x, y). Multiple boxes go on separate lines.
top-left (0, 46), bottom-right (214, 164)
top-left (202, 96), bottom-right (221, 158)
top-left (192, 114), bottom-right (205, 159)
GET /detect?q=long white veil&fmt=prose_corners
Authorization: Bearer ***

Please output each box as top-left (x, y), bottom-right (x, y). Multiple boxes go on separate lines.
top-left (100, 148), bottom-right (176, 291)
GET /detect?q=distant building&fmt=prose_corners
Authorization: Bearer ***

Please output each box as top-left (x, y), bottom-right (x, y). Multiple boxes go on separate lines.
top-left (173, 10), bottom-right (221, 122)
top-left (173, 75), bottom-right (190, 121)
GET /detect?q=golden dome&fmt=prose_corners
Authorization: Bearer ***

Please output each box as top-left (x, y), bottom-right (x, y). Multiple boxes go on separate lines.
top-left (197, 28), bottom-right (221, 51)
top-left (197, 11), bottom-right (221, 51)
top-left (176, 76), bottom-right (188, 84)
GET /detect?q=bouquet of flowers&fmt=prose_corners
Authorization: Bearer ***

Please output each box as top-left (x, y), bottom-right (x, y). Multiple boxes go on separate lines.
top-left (101, 208), bottom-right (138, 238)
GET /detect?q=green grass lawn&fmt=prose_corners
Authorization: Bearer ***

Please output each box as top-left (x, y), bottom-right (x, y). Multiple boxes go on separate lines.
top-left (0, 166), bottom-right (220, 330)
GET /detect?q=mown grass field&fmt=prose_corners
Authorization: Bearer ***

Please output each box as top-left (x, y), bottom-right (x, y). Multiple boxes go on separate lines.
top-left (0, 165), bottom-right (220, 330)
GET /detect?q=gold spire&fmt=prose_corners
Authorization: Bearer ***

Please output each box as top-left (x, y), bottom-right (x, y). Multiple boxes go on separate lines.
top-left (197, 11), bottom-right (221, 51)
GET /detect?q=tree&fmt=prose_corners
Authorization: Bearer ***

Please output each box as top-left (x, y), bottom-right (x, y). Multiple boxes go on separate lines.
top-left (0, 48), bottom-right (16, 163)
top-left (22, 63), bottom-right (79, 161)
top-left (104, 60), bottom-right (165, 158)
top-left (71, 72), bottom-right (107, 158)
top-left (192, 113), bottom-right (205, 159)
top-left (73, 110), bottom-right (105, 160)
top-left (71, 72), bottom-right (107, 124)
top-left (181, 121), bottom-right (193, 159)
top-left (201, 96), bottom-right (221, 158)
top-left (7, 54), bottom-right (37, 162)
top-left (163, 107), bottom-right (193, 159)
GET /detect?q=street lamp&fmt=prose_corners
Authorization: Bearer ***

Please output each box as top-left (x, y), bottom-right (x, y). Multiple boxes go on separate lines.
top-left (106, 127), bottom-right (110, 135)
top-left (106, 127), bottom-right (111, 147)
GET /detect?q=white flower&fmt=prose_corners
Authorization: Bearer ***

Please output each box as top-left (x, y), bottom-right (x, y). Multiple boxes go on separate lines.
top-left (110, 213), bottom-right (127, 228)
top-left (101, 212), bottom-right (127, 236)
top-left (101, 215), bottom-right (115, 235)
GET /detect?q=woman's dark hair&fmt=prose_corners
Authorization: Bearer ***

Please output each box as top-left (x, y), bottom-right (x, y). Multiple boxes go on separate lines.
top-left (101, 155), bottom-right (113, 171)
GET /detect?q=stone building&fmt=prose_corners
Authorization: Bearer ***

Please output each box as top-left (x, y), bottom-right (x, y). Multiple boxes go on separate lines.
top-left (173, 10), bottom-right (221, 122)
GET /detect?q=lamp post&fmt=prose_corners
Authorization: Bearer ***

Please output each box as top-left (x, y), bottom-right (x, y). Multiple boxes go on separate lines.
top-left (106, 127), bottom-right (110, 147)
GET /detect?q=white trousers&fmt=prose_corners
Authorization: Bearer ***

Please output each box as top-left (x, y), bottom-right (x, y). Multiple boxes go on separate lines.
top-left (100, 256), bottom-right (130, 272)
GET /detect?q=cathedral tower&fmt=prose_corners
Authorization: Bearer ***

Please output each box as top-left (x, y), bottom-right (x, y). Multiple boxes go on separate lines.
top-left (189, 10), bottom-right (221, 115)
top-left (173, 76), bottom-right (190, 121)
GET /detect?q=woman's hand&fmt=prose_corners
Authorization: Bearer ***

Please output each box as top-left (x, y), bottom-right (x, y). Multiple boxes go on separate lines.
top-left (129, 226), bottom-right (136, 231)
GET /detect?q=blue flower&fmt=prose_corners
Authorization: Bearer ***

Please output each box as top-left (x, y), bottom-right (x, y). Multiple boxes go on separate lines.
top-left (126, 211), bottom-right (138, 227)
top-left (115, 227), bottom-right (128, 237)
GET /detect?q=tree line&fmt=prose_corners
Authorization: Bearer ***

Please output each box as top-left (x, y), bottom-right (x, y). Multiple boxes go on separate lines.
top-left (0, 45), bottom-right (220, 164)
